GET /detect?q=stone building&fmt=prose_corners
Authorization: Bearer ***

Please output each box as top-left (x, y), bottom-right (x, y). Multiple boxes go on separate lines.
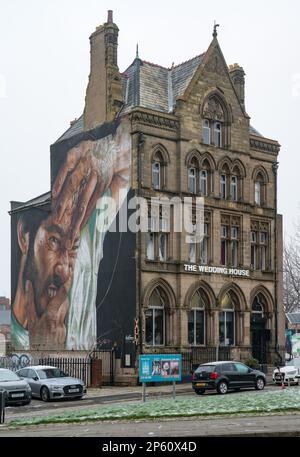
top-left (61, 12), bottom-right (284, 367)
top-left (10, 12), bottom-right (285, 380)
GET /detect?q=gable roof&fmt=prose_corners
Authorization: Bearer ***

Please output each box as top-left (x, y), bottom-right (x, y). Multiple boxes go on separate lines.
top-left (55, 50), bottom-right (264, 142)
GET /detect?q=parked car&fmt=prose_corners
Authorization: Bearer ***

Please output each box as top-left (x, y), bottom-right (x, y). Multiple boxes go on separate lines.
top-left (0, 368), bottom-right (32, 406)
top-left (16, 365), bottom-right (87, 401)
top-left (273, 358), bottom-right (300, 385)
top-left (192, 361), bottom-right (266, 395)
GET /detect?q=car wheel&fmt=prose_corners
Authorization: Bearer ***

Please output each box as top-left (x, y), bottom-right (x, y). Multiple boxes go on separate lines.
top-left (195, 389), bottom-right (205, 395)
top-left (255, 377), bottom-right (265, 391)
top-left (217, 381), bottom-right (228, 394)
top-left (41, 386), bottom-right (50, 402)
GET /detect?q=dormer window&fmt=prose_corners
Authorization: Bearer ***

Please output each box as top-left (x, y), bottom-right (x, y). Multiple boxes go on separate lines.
top-left (201, 94), bottom-right (231, 148)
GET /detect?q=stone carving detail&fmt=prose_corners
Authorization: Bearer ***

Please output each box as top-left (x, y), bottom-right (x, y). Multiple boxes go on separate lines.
top-left (203, 97), bottom-right (224, 121)
top-left (250, 138), bottom-right (279, 154)
top-left (131, 111), bottom-right (179, 131)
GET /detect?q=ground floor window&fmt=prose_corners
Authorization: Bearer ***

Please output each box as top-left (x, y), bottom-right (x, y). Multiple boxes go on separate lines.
top-left (188, 309), bottom-right (205, 345)
top-left (145, 287), bottom-right (166, 346)
top-left (219, 311), bottom-right (234, 346)
top-left (188, 289), bottom-right (207, 346)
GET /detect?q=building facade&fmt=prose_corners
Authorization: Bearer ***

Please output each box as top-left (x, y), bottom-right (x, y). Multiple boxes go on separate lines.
top-left (0, 296), bottom-right (11, 354)
top-left (10, 12), bottom-right (285, 381)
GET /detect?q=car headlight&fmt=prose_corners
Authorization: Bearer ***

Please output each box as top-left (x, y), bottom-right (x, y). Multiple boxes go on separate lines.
top-left (51, 386), bottom-right (64, 390)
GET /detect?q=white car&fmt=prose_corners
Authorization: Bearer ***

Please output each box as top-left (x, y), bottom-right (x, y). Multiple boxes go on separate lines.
top-left (273, 358), bottom-right (300, 385)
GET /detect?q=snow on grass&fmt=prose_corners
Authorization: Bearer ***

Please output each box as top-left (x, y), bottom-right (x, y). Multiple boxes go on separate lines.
top-left (9, 387), bottom-right (300, 427)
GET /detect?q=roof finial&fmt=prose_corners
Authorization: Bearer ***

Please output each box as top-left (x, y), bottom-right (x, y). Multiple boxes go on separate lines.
top-left (136, 43), bottom-right (139, 59)
top-left (213, 20), bottom-right (220, 38)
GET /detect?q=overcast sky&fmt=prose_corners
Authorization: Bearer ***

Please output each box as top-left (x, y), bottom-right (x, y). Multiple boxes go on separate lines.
top-left (0, 0), bottom-right (299, 297)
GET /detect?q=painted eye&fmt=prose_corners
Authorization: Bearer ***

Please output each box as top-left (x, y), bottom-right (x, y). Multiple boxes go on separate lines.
top-left (49, 236), bottom-right (60, 250)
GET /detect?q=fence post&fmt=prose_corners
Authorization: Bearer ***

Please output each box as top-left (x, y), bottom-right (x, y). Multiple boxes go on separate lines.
top-left (90, 359), bottom-right (102, 388)
top-left (0, 389), bottom-right (5, 424)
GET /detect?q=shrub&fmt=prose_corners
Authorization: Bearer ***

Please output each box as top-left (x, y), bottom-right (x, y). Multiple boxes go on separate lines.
top-left (244, 356), bottom-right (260, 369)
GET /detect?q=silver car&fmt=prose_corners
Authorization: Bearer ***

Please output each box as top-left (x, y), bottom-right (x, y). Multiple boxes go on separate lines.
top-left (16, 365), bottom-right (87, 401)
top-left (0, 368), bottom-right (32, 406)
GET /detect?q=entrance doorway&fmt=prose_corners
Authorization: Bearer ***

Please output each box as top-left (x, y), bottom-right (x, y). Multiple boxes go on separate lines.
top-left (251, 295), bottom-right (267, 364)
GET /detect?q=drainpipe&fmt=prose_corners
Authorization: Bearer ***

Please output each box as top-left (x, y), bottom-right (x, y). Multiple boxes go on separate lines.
top-left (272, 161), bottom-right (282, 365)
top-left (137, 132), bottom-right (145, 357)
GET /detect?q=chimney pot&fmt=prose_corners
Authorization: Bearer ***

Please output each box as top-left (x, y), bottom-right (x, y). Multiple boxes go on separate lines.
top-left (107, 10), bottom-right (113, 23)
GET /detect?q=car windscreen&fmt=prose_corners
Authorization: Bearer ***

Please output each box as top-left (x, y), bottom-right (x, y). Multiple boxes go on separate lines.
top-left (36, 368), bottom-right (68, 379)
top-left (286, 358), bottom-right (300, 368)
top-left (0, 370), bottom-right (20, 382)
top-left (195, 365), bottom-right (215, 373)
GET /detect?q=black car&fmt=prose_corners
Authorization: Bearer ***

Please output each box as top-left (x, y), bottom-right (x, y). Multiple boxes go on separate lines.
top-left (192, 361), bottom-right (266, 395)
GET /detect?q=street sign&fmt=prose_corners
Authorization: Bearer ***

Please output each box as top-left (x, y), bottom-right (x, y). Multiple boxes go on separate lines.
top-left (139, 354), bottom-right (182, 383)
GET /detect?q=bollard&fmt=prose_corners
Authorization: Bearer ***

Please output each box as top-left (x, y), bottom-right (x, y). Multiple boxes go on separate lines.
top-left (0, 389), bottom-right (5, 424)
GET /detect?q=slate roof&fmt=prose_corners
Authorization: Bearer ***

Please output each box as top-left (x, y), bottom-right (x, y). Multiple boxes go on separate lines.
top-left (249, 125), bottom-right (263, 138)
top-left (56, 54), bottom-right (264, 142)
top-left (286, 313), bottom-right (300, 325)
top-left (10, 191), bottom-right (51, 214)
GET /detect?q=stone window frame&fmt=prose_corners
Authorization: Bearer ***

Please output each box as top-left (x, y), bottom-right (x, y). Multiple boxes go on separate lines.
top-left (252, 166), bottom-right (269, 207)
top-left (200, 90), bottom-right (233, 149)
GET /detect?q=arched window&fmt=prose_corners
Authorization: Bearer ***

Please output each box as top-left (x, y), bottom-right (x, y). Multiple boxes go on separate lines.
top-left (202, 95), bottom-right (231, 148)
top-left (152, 162), bottom-right (161, 189)
top-left (231, 175), bottom-right (238, 201)
top-left (203, 119), bottom-right (211, 145)
top-left (219, 292), bottom-right (236, 346)
top-left (200, 158), bottom-right (212, 196)
top-left (220, 174), bottom-right (227, 199)
top-left (252, 296), bottom-right (264, 316)
top-left (188, 167), bottom-right (197, 194)
top-left (188, 290), bottom-right (207, 346)
top-left (220, 163), bottom-right (230, 199)
top-left (200, 170), bottom-right (208, 196)
top-left (214, 122), bottom-right (222, 147)
top-left (145, 287), bottom-right (166, 346)
top-left (152, 150), bottom-right (167, 190)
top-left (187, 156), bottom-right (200, 194)
top-left (254, 172), bottom-right (266, 206)
top-left (231, 164), bottom-right (243, 201)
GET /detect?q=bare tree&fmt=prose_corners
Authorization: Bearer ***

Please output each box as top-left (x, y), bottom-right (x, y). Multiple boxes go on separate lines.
top-left (283, 229), bottom-right (300, 313)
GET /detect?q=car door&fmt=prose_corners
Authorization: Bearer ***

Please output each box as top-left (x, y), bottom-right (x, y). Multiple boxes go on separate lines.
top-left (17, 368), bottom-right (36, 395)
top-left (26, 369), bottom-right (40, 396)
top-left (234, 362), bottom-right (255, 387)
top-left (221, 363), bottom-right (239, 388)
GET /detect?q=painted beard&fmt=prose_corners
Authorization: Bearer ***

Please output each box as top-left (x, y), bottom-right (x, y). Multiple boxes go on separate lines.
top-left (23, 243), bottom-right (65, 318)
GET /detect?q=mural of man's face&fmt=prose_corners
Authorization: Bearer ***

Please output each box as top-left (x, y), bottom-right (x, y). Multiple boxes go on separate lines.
top-left (24, 215), bottom-right (79, 318)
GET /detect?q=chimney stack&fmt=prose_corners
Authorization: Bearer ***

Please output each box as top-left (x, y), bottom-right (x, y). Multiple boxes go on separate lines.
top-left (229, 63), bottom-right (245, 109)
top-left (83, 11), bottom-right (123, 130)
top-left (107, 10), bottom-right (113, 23)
